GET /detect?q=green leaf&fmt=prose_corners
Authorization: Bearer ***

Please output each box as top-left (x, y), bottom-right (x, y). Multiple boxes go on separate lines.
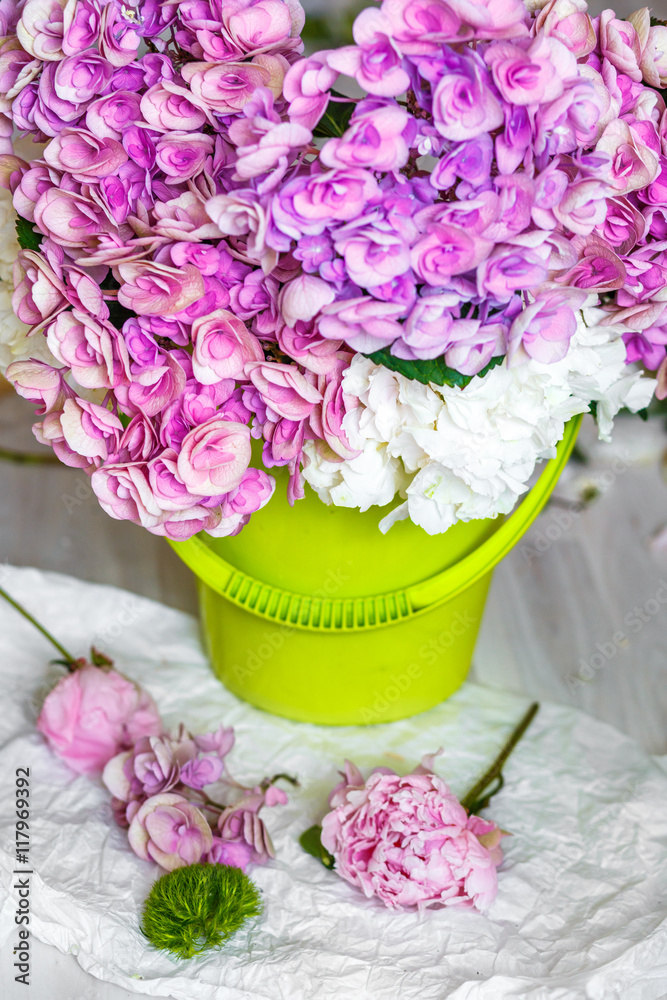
top-left (313, 93), bottom-right (356, 139)
top-left (637, 407), bottom-right (649, 422)
top-left (299, 825), bottom-right (335, 869)
top-left (365, 350), bottom-right (505, 388)
top-left (15, 215), bottom-right (42, 252)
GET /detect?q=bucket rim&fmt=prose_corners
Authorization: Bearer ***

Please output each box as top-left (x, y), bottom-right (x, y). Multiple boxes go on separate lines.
top-left (169, 415), bottom-right (582, 632)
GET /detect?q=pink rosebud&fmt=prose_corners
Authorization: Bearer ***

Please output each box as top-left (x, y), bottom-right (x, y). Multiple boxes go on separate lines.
top-left (431, 54), bottom-right (503, 142)
top-left (192, 309), bottom-right (264, 383)
top-left (534, 0), bottom-right (597, 59)
top-left (206, 837), bottom-right (254, 871)
top-left (270, 168), bottom-right (380, 243)
top-left (485, 34), bottom-right (576, 106)
top-left (284, 52), bottom-right (337, 130)
top-left (46, 310), bottom-right (131, 389)
top-left (148, 506), bottom-right (224, 541)
top-left (321, 103), bottom-right (409, 173)
top-left (381, 0), bottom-right (464, 54)
top-left (182, 59), bottom-right (269, 113)
top-left (155, 131), bottom-right (213, 181)
top-left (318, 297), bottom-right (404, 353)
top-left (86, 90), bottom-right (142, 139)
top-left (117, 261), bottom-right (205, 317)
top-left (411, 222), bottom-right (492, 285)
top-left (44, 127), bottom-right (128, 180)
top-left (34, 188), bottom-right (112, 249)
top-left (140, 80), bottom-right (208, 132)
top-left (224, 0), bottom-right (295, 54)
top-left (177, 418), bottom-right (251, 497)
top-left (328, 7), bottom-right (410, 97)
top-left (92, 462), bottom-right (164, 528)
top-left (321, 760), bottom-right (504, 911)
top-left (599, 9), bottom-right (643, 82)
top-left (59, 396), bottom-right (123, 460)
top-left (53, 50), bottom-right (113, 104)
top-left (180, 754), bottom-right (224, 790)
top-left (206, 190), bottom-right (277, 274)
top-left (154, 191), bottom-right (223, 242)
top-left (221, 466), bottom-right (275, 516)
top-left (553, 235), bottom-right (627, 292)
top-left (37, 663), bottom-right (162, 776)
top-left (12, 249), bottom-right (66, 330)
top-left (245, 360), bottom-right (322, 421)
top-left (5, 360), bottom-right (71, 415)
top-left (17, 0), bottom-right (66, 61)
top-left (641, 23), bottom-right (667, 88)
top-left (62, 0), bottom-right (100, 57)
top-left (508, 288), bottom-right (586, 363)
top-left (596, 119), bottom-right (660, 195)
top-left (280, 274), bottom-right (335, 326)
top-left (128, 793), bottom-right (213, 870)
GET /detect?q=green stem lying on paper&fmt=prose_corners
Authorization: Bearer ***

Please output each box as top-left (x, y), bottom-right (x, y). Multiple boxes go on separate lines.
top-left (0, 584), bottom-right (78, 669)
top-left (461, 702), bottom-right (539, 815)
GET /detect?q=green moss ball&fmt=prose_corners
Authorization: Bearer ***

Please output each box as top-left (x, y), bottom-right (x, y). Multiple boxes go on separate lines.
top-left (141, 863), bottom-right (263, 960)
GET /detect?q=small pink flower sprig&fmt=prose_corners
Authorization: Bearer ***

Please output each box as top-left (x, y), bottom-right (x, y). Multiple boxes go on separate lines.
top-left (300, 703), bottom-right (539, 913)
top-left (1, 583), bottom-right (293, 874)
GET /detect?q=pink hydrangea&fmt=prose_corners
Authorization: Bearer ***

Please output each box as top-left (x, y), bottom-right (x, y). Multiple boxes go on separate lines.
top-left (2, 0), bottom-right (666, 542)
top-left (321, 759), bottom-right (504, 911)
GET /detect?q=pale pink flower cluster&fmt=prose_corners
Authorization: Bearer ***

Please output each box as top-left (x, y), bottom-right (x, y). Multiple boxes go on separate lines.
top-left (321, 758), bottom-right (505, 911)
top-left (37, 657), bottom-right (288, 872)
top-left (0, 0), bottom-right (665, 538)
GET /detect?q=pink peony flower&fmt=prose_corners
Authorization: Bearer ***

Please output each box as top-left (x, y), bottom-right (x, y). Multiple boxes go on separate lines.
top-left (36, 663), bottom-right (162, 776)
top-left (320, 759), bottom-right (504, 911)
top-left (128, 793), bottom-right (213, 870)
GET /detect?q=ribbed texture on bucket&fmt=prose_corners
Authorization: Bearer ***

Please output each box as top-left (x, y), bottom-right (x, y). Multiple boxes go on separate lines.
top-left (169, 417), bottom-right (582, 634)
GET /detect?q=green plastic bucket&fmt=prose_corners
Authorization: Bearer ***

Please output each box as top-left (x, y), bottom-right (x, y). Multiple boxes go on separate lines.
top-left (170, 416), bottom-right (581, 725)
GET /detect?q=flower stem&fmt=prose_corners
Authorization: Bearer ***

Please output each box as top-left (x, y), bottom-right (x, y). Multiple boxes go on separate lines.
top-left (0, 584), bottom-right (78, 669)
top-left (461, 702), bottom-right (539, 814)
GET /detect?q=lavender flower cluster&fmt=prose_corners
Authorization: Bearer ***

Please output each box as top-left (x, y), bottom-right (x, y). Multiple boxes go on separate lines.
top-left (37, 655), bottom-right (288, 872)
top-left (1, 0), bottom-right (666, 539)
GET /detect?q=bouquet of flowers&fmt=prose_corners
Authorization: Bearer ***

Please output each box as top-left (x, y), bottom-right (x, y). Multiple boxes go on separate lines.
top-left (0, 0), bottom-right (662, 538)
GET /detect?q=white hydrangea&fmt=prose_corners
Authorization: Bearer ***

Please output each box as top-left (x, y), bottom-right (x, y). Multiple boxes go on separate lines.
top-left (0, 187), bottom-right (33, 372)
top-left (303, 308), bottom-right (656, 535)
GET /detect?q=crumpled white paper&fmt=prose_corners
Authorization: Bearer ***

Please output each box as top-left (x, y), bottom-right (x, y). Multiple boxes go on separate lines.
top-left (0, 566), bottom-right (666, 1000)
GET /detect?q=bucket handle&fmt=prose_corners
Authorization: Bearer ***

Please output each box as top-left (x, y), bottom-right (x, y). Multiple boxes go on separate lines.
top-left (169, 416), bottom-right (582, 631)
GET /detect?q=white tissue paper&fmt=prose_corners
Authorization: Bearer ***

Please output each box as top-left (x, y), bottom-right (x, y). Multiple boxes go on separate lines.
top-left (0, 566), bottom-right (666, 1000)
